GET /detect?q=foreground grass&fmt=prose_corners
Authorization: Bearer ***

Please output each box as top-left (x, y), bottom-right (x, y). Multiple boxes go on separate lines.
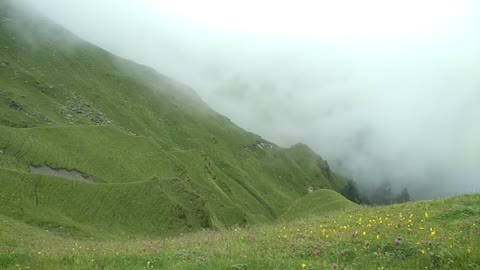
top-left (1, 194), bottom-right (478, 269)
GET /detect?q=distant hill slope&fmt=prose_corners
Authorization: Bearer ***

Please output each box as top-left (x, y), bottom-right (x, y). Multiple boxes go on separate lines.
top-left (0, 1), bottom-right (354, 237)
top-left (280, 189), bottom-right (358, 220)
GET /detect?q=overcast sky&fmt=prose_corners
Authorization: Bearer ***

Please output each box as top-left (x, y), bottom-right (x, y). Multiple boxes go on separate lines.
top-left (13, 0), bottom-right (480, 199)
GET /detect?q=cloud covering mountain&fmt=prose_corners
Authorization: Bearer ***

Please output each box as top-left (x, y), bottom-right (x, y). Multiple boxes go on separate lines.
top-left (11, 0), bottom-right (480, 199)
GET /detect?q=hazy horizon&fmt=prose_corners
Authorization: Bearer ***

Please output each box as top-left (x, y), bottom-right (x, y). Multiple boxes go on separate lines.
top-left (10, 0), bottom-right (480, 199)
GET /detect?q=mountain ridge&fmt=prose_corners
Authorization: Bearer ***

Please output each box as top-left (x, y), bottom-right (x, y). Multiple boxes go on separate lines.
top-left (0, 0), bottom-right (357, 238)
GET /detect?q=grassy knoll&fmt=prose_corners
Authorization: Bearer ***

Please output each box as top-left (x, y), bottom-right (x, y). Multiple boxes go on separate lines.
top-left (0, 194), bottom-right (478, 269)
top-left (280, 189), bottom-right (358, 221)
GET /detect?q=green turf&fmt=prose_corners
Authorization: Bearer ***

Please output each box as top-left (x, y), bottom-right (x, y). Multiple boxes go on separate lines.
top-left (0, 194), bottom-right (478, 269)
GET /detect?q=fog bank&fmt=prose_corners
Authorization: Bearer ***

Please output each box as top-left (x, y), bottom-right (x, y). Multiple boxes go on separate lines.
top-left (11, 0), bottom-right (480, 199)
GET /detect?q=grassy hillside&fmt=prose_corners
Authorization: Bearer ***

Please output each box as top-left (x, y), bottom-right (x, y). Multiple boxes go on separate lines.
top-left (280, 189), bottom-right (358, 220)
top-left (0, 0), bottom-right (353, 237)
top-left (0, 2), bottom-right (478, 269)
top-left (0, 194), bottom-right (478, 269)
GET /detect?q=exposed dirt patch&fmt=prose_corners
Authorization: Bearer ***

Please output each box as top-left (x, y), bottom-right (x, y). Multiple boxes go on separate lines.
top-left (29, 165), bottom-right (94, 183)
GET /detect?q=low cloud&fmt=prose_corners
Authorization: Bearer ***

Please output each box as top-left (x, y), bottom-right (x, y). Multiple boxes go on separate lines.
top-left (10, 0), bottom-right (480, 199)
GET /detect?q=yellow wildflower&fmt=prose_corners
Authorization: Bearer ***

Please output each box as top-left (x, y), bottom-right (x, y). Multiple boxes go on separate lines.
top-left (301, 263), bottom-right (307, 269)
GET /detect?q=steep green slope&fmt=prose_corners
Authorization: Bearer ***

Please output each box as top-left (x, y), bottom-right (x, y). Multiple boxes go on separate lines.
top-left (0, 168), bottom-right (211, 237)
top-left (0, 1), bottom-right (352, 236)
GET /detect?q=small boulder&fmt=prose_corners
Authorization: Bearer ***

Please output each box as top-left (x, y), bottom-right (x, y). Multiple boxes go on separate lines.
top-left (9, 100), bottom-right (23, 111)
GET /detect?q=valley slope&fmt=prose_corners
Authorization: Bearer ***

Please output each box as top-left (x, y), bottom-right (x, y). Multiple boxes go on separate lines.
top-left (0, 2), bottom-right (354, 238)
